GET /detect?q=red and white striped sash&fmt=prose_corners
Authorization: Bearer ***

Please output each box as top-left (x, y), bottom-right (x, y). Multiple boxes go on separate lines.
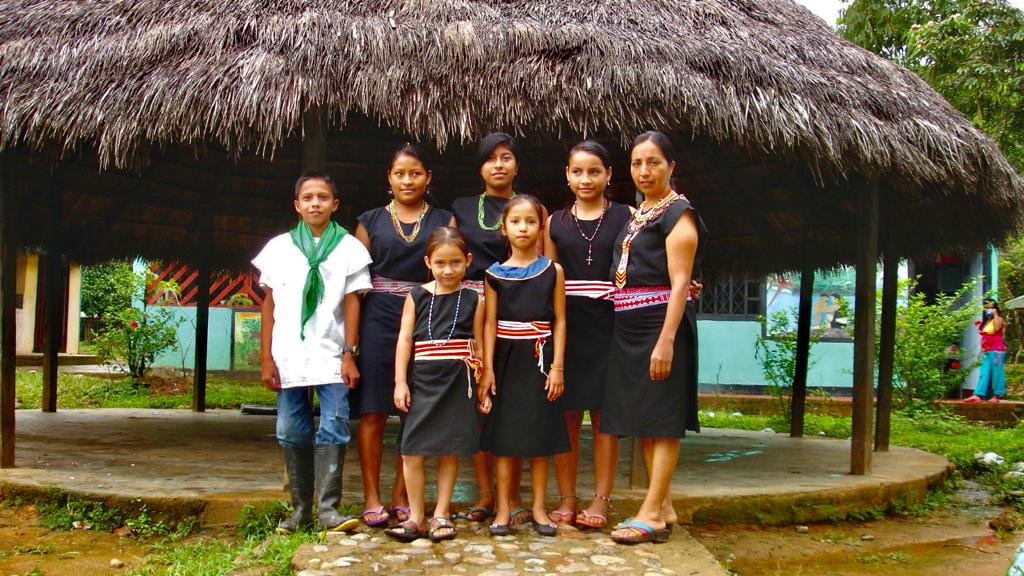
top-left (414, 338), bottom-right (482, 398)
top-left (564, 279), bottom-right (616, 300)
top-left (496, 320), bottom-right (552, 375)
top-left (371, 276), bottom-right (420, 297)
top-left (463, 280), bottom-right (485, 296)
top-left (613, 286), bottom-right (682, 312)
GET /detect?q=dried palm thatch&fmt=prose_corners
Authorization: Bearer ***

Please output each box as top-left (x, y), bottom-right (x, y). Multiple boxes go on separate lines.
top-left (0, 0), bottom-right (1021, 272)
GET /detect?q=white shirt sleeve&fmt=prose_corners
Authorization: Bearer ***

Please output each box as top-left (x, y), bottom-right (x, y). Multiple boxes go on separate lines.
top-left (343, 235), bottom-right (373, 295)
top-left (251, 238), bottom-right (281, 291)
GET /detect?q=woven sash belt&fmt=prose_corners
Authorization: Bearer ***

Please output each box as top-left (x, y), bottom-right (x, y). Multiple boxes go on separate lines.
top-left (371, 276), bottom-right (420, 297)
top-left (414, 339), bottom-right (482, 398)
top-left (564, 279), bottom-right (616, 300)
top-left (496, 320), bottom-right (552, 375)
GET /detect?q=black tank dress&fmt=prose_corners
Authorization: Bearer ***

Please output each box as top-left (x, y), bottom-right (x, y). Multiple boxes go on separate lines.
top-left (451, 195), bottom-right (511, 282)
top-left (548, 202), bottom-right (631, 411)
top-left (480, 257), bottom-right (570, 457)
top-left (602, 196), bottom-right (706, 439)
top-left (352, 204), bottom-right (453, 416)
top-left (400, 286), bottom-right (481, 457)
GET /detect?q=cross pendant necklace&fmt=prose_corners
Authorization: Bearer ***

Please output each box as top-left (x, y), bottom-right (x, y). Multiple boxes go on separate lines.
top-left (572, 200), bottom-right (607, 267)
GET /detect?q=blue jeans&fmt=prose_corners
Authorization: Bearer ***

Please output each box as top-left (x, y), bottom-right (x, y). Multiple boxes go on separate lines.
top-left (974, 351), bottom-right (1007, 398)
top-left (276, 384), bottom-right (351, 448)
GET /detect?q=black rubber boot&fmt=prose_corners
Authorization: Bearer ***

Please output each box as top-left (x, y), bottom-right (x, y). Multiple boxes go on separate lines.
top-left (315, 444), bottom-right (359, 532)
top-left (276, 445), bottom-right (314, 534)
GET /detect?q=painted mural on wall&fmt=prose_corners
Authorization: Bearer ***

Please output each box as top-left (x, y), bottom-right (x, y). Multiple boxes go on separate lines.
top-left (766, 268), bottom-right (857, 340)
top-left (233, 312), bottom-right (262, 370)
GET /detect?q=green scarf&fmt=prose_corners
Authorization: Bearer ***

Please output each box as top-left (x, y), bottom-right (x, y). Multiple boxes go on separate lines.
top-left (290, 220), bottom-right (348, 339)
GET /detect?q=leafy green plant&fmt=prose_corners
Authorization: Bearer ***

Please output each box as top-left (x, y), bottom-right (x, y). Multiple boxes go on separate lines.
top-left (755, 308), bottom-right (818, 423)
top-left (891, 277), bottom-right (984, 407)
top-left (94, 265), bottom-right (181, 383)
top-left (238, 501), bottom-right (289, 539)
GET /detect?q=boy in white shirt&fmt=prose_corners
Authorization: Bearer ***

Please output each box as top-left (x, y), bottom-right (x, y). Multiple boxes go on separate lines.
top-left (253, 172), bottom-right (372, 534)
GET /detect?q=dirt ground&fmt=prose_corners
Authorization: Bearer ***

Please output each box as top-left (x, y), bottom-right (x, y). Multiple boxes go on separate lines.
top-left (0, 505), bottom-right (150, 575)
top-left (690, 482), bottom-right (1024, 575)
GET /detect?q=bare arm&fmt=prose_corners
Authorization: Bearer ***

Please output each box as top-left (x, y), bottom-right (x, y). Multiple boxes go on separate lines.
top-left (478, 280), bottom-right (498, 404)
top-left (342, 291), bottom-right (361, 390)
top-left (354, 223), bottom-right (372, 251)
top-left (544, 214), bottom-right (559, 262)
top-left (393, 294), bottom-right (416, 412)
top-left (650, 211), bottom-right (698, 382)
top-left (260, 288), bottom-right (281, 391)
top-left (472, 293), bottom-right (489, 412)
top-left (546, 263), bottom-right (566, 401)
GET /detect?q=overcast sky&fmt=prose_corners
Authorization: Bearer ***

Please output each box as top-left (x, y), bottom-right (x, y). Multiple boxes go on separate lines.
top-left (794, 0), bottom-right (1024, 28)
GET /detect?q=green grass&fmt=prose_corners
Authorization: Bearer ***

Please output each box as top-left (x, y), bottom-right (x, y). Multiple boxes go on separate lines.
top-left (700, 407), bottom-right (1024, 512)
top-left (15, 371), bottom-right (275, 410)
top-left (127, 505), bottom-right (321, 576)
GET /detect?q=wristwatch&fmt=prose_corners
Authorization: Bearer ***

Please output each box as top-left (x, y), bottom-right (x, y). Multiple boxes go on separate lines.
top-left (342, 344), bottom-right (360, 357)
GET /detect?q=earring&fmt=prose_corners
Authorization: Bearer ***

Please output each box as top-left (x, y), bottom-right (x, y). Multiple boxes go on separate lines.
top-left (387, 188), bottom-right (394, 199)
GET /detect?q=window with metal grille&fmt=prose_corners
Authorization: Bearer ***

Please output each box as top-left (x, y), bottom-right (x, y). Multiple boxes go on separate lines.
top-left (697, 274), bottom-right (764, 319)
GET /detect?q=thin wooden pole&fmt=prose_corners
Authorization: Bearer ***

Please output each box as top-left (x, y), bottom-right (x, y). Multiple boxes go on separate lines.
top-left (628, 438), bottom-right (648, 489)
top-left (875, 232), bottom-right (898, 451)
top-left (0, 155), bottom-right (16, 467)
top-left (790, 264), bottom-right (815, 437)
top-left (42, 183), bottom-right (63, 413)
top-left (192, 212), bottom-right (211, 413)
top-left (851, 184), bottom-right (879, 475)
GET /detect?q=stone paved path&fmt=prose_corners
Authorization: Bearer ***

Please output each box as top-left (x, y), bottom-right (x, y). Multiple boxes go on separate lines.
top-left (292, 521), bottom-right (728, 576)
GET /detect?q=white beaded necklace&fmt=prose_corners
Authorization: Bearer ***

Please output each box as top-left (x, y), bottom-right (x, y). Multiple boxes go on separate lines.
top-left (427, 284), bottom-right (463, 345)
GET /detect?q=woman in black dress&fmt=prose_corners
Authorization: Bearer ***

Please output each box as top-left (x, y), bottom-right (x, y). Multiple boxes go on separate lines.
top-left (450, 133), bottom-right (528, 524)
top-left (544, 141), bottom-right (632, 528)
top-left (603, 132), bottom-right (705, 545)
top-left (353, 144), bottom-right (453, 527)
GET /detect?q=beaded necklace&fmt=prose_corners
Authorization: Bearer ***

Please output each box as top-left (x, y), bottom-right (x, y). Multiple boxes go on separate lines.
top-left (427, 284), bottom-right (464, 345)
top-left (571, 199), bottom-right (608, 266)
top-left (477, 192), bottom-right (515, 231)
top-left (614, 190), bottom-right (679, 288)
top-left (389, 200), bottom-right (427, 243)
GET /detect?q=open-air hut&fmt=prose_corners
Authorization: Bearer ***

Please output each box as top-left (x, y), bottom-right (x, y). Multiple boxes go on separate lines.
top-left (0, 0), bottom-right (1021, 476)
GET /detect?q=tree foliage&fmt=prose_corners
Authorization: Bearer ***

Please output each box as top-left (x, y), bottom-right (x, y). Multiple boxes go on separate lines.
top-left (839, 0), bottom-right (1024, 170)
top-left (892, 278), bottom-right (984, 407)
top-left (80, 260), bottom-right (133, 318)
top-left (94, 266), bottom-right (179, 383)
top-left (998, 233), bottom-right (1024, 361)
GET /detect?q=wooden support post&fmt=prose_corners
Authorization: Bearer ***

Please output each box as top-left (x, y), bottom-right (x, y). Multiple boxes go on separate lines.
top-left (192, 213), bottom-right (211, 413)
top-left (302, 107), bottom-right (327, 172)
top-left (42, 183), bottom-right (63, 413)
top-left (0, 155), bottom-right (16, 468)
top-left (628, 438), bottom-right (648, 489)
top-left (851, 184), bottom-right (879, 475)
top-left (790, 264), bottom-right (815, 437)
top-left (875, 232), bottom-right (898, 451)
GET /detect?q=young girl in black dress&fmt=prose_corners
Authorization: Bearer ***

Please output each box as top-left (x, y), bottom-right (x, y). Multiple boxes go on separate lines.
top-left (450, 133), bottom-right (528, 524)
top-left (479, 195), bottom-right (569, 537)
top-left (545, 141), bottom-right (632, 528)
top-left (386, 227), bottom-right (485, 543)
top-left (353, 144), bottom-right (453, 527)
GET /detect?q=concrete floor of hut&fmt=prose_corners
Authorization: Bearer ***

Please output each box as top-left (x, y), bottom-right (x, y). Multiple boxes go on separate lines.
top-left (0, 409), bottom-right (951, 526)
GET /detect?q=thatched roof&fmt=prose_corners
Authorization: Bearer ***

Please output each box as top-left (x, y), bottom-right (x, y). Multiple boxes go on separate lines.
top-left (1, 0), bottom-right (1021, 273)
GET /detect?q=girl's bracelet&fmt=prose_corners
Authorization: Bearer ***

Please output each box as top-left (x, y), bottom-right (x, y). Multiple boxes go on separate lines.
top-left (549, 366), bottom-right (564, 371)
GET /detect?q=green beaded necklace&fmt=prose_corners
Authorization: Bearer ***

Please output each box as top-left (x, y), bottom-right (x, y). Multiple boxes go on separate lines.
top-left (476, 192), bottom-right (516, 231)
